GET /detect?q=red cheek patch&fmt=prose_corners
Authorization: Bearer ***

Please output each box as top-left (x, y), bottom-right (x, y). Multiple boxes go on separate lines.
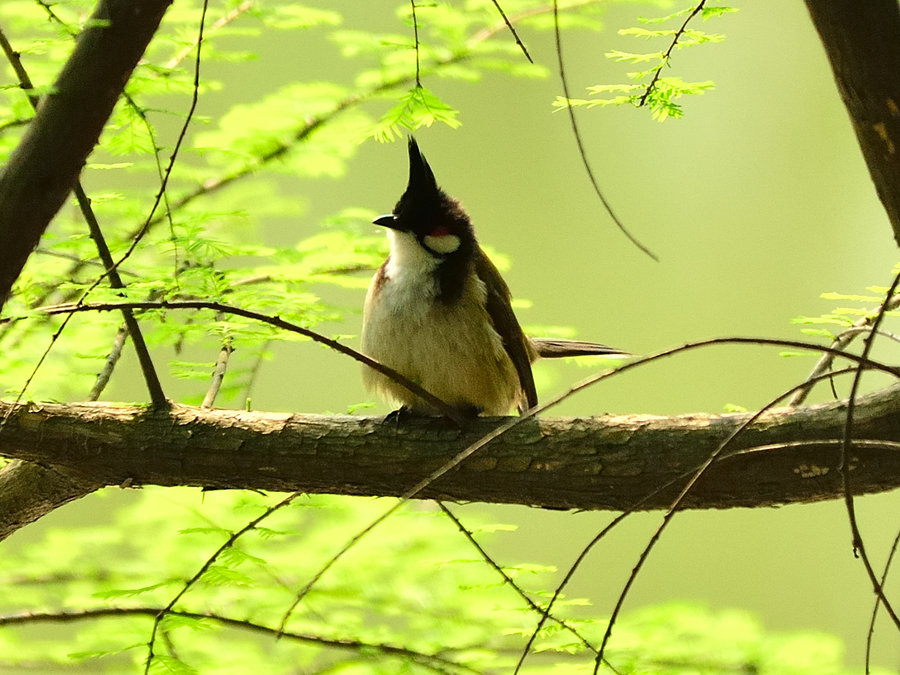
top-left (429, 226), bottom-right (451, 237)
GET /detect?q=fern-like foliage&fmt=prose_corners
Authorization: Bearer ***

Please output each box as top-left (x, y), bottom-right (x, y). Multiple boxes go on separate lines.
top-left (0, 489), bottom-right (875, 673)
top-left (555, 1), bottom-right (736, 120)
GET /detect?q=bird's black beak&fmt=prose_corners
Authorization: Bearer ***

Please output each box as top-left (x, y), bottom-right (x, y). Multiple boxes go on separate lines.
top-left (373, 214), bottom-right (399, 229)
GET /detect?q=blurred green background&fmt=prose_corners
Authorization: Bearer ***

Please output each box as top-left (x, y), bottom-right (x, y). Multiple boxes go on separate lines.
top-left (9, 0), bottom-right (900, 668)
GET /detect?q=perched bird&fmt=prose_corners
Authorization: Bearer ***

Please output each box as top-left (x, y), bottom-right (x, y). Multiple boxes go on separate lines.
top-left (361, 137), bottom-right (624, 417)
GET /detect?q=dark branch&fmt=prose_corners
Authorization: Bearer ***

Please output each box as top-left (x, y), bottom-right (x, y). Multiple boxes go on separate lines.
top-left (489, 0), bottom-right (533, 63)
top-left (0, 607), bottom-right (478, 674)
top-left (75, 186), bottom-right (168, 408)
top-left (637, 1), bottom-right (707, 108)
top-left (805, 0), bottom-right (900, 246)
top-left (22, 299), bottom-right (470, 427)
top-left (0, 459), bottom-right (100, 543)
top-left (0, 0), bottom-right (173, 309)
top-left (553, 0), bottom-right (658, 261)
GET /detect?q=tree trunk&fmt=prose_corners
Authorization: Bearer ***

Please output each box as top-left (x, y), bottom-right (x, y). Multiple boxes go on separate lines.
top-left (0, 0), bottom-right (173, 308)
top-left (0, 386), bottom-right (897, 534)
top-left (805, 0), bottom-right (900, 246)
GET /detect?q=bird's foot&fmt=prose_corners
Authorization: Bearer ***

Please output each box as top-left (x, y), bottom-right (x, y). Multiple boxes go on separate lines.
top-left (384, 404), bottom-right (481, 429)
top-left (383, 405), bottom-right (417, 426)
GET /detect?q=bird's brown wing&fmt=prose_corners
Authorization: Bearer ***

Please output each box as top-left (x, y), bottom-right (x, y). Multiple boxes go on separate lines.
top-left (475, 248), bottom-right (538, 411)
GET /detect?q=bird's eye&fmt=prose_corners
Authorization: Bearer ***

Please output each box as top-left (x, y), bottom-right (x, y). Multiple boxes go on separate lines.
top-left (429, 225), bottom-right (451, 237)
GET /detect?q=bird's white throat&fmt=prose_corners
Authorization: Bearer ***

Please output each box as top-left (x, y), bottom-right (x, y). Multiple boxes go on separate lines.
top-left (385, 229), bottom-right (439, 282)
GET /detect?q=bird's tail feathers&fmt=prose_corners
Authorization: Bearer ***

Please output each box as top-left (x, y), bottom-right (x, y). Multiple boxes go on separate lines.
top-left (531, 338), bottom-right (629, 359)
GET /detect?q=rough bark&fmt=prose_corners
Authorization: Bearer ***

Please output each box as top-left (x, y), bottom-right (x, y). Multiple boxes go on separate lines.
top-left (0, 0), bottom-right (173, 308)
top-left (0, 386), bottom-right (897, 525)
top-left (805, 0), bottom-right (900, 246)
top-left (0, 462), bottom-right (100, 540)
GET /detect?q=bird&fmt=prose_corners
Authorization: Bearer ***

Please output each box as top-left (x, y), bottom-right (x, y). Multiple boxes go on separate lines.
top-left (361, 137), bottom-right (625, 417)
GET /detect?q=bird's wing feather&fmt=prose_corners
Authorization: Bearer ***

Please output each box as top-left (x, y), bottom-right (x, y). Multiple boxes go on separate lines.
top-left (475, 249), bottom-right (538, 410)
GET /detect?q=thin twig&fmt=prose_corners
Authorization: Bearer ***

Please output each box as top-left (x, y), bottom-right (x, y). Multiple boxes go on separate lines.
top-left (790, 293), bottom-right (900, 406)
top-left (16, 303), bottom-right (900, 381)
top-left (589, 366), bottom-right (877, 670)
top-left (637, 1), bottom-right (707, 108)
top-left (517, 365), bottom-right (865, 673)
top-left (88, 324), bottom-right (128, 401)
top-left (242, 338), bottom-right (272, 408)
top-left (726, 438), bottom-right (900, 456)
top-left (552, 0), bottom-right (658, 261)
top-left (866, 524), bottom-right (900, 673)
top-left (0, 607), bottom-right (479, 674)
top-left (436, 502), bottom-right (604, 661)
top-left (410, 0), bottom-right (421, 87)
top-left (275, 413), bottom-right (529, 635)
top-left (34, 0), bottom-right (74, 34)
top-left (201, 333), bottom-right (234, 408)
top-left (23, 299), bottom-right (469, 427)
top-left (489, 0), bottom-right (533, 63)
top-left (838, 268), bottom-right (900, 639)
top-left (515, 510), bottom-right (635, 674)
top-left (122, 91), bottom-right (177, 262)
top-left (31, 248), bottom-right (136, 275)
top-left (468, 0), bottom-right (599, 46)
top-left (75, 186), bottom-right (168, 407)
top-left (143, 491), bottom-right (300, 674)
top-left (164, 0), bottom-right (254, 71)
top-left (0, 118), bottom-right (29, 135)
top-left (93, 0), bottom-right (210, 291)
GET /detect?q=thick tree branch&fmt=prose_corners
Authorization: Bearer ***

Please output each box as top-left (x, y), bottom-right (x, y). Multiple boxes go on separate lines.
top-left (0, 461), bottom-right (100, 542)
top-left (805, 0), bottom-right (900, 246)
top-left (0, 386), bottom-right (897, 518)
top-left (0, 0), bottom-right (173, 308)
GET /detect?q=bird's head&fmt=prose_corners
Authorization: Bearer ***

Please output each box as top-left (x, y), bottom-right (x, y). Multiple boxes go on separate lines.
top-left (374, 137), bottom-right (474, 257)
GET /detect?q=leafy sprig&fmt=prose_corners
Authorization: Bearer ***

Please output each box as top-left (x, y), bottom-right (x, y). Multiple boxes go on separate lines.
top-left (555, 1), bottom-right (736, 120)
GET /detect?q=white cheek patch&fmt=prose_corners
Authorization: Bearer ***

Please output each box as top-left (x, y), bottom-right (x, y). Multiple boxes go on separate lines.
top-left (423, 233), bottom-right (461, 255)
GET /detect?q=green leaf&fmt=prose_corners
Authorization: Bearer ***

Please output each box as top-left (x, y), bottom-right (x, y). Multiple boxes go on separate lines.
top-left (637, 7), bottom-right (695, 24)
top-left (199, 563), bottom-right (253, 587)
top-left (255, 5), bottom-right (342, 30)
top-left (820, 291), bottom-right (884, 303)
top-left (604, 49), bottom-right (664, 64)
top-left (702, 6), bottom-right (740, 20)
top-left (94, 582), bottom-right (174, 599)
top-left (618, 27), bottom-right (677, 39)
top-left (370, 85), bottom-right (461, 142)
top-left (150, 654), bottom-right (199, 675)
top-left (799, 328), bottom-right (836, 339)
